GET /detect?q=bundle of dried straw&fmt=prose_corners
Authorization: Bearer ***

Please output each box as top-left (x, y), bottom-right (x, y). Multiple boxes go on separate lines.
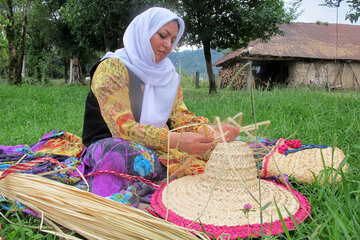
top-left (0, 172), bottom-right (205, 240)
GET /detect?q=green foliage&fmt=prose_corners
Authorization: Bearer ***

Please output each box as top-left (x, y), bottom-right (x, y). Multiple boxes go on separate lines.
top-left (0, 19), bottom-right (8, 80)
top-left (346, 0), bottom-right (360, 22)
top-left (25, 1), bottom-right (60, 83)
top-left (321, 0), bottom-right (360, 23)
top-left (60, 0), bottom-right (166, 52)
top-left (61, 0), bottom-right (122, 51)
top-left (283, 0), bottom-right (304, 23)
top-left (316, 20), bottom-right (329, 25)
top-left (179, 0), bottom-right (289, 49)
top-left (0, 0), bottom-right (32, 84)
top-left (1, 206), bottom-right (61, 240)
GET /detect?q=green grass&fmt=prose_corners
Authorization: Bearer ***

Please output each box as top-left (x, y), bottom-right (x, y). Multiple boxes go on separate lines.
top-left (0, 84), bottom-right (87, 145)
top-left (0, 82), bottom-right (359, 239)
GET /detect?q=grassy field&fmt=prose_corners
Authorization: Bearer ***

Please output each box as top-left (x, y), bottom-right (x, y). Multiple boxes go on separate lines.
top-left (0, 82), bottom-right (359, 239)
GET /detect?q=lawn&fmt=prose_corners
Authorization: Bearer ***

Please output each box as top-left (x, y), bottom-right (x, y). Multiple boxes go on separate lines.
top-left (0, 82), bottom-right (359, 239)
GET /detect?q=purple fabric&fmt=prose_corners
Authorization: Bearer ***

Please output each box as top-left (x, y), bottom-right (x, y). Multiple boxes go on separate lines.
top-left (248, 138), bottom-right (278, 148)
top-left (30, 130), bottom-right (62, 152)
top-left (0, 130), bottom-right (64, 158)
top-left (78, 137), bottom-right (167, 206)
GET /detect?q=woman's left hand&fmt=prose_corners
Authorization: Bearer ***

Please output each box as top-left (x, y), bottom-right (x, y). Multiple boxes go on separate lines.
top-left (214, 124), bottom-right (239, 143)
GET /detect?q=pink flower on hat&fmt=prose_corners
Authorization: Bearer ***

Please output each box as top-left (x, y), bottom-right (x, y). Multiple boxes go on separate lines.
top-left (284, 139), bottom-right (302, 149)
top-left (278, 144), bottom-right (289, 154)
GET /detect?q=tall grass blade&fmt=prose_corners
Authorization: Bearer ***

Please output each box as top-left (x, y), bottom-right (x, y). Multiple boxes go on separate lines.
top-left (274, 199), bottom-right (291, 239)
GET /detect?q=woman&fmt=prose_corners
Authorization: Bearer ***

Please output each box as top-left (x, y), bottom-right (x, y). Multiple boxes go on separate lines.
top-left (80, 7), bottom-right (239, 208)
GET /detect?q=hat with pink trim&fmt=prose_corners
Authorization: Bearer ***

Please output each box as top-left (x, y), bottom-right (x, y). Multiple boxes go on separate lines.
top-left (151, 141), bottom-right (311, 239)
top-left (260, 138), bottom-right (347, 184)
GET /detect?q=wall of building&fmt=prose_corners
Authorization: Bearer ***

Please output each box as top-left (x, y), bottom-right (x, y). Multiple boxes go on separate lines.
top-left (288, 60), bottom-right (360, 90)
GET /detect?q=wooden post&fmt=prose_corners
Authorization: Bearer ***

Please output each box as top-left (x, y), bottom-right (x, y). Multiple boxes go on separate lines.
top-left (246, 61), bottom-right (253, 92)
top-left (340, 62), bottom-right (345, 86)
top-left (195, 71), bottom-right (200, 89)
top-left (349, 63), bottom-right (360, 89)
top-left (21, 56), bottom-right (25, 78)
top-left (69, 60), bottom-right (73, 84)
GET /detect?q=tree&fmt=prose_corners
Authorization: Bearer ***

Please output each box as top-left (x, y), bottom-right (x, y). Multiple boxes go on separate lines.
top-left (62, 0), bottom-right (180, 52)
top-left (61, 0), bottom-right (141, 52)
top-left (178, 0), bottom-right (290, 94)
top-left (0, 15), bottom-right (8, 81)
top-left (60, 0), bottom-right (145, 83)
top-left (347, 0), bottom-right (360, 22)
top-left (1, 0), bottom-right (32, 84)
top-left (61, 0), bottom-right (175, 83)
top-left (26, 1), bottom-right (58, 83)
top-left (321, 0), bottom-right (360, 22)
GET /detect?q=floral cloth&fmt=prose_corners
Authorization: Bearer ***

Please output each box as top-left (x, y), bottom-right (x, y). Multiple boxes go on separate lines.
top-left (0, 131), bottom-right (164, 209)
top-left (79, 137), bottom-right (167, 207)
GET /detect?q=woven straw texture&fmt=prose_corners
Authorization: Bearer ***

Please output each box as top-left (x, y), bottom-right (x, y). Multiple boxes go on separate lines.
top-left (151, 141), bottom-right (310, 239)
top-left (261, 139), bottom-right (347, 184)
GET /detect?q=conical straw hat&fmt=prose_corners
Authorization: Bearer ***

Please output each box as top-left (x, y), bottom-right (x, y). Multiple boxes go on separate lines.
top-left (151, 141), bottom-right (310, 239)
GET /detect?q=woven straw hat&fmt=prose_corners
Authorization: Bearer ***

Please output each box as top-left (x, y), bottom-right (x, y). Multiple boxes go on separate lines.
top-left (260, 139), bottom-right (347, 184)
top-left (151, 141), bottom-right (311, 239)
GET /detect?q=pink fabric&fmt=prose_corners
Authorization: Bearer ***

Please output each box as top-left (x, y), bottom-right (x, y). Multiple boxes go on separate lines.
top-left (150, 179), bottom-right (311, 239)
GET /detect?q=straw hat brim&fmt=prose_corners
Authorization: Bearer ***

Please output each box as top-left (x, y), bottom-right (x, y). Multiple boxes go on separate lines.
top-left (151, 175), bottom-right (310, 239)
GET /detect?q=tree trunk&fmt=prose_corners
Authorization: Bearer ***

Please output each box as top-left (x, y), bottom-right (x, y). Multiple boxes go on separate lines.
top-left (69, 53), bottom-right (80, 84)
top-left (202, 40), bottom-right (217, 94)
top-left (15, 11), bottom-right (28, 85)
top-left (5, 0), bottom-right (17, 84)
top-left (36, 64), bottom-right (42, 81)
top-left (64, 58), bottom-right (68, 83)
top-left (69, 60), bottom-right (73, 84)
top-left (102, 21), bottom-right (111, 52)
top-left (21, 56), bottom-right (26, 78)
top-left (117, 21), bottom-right (124, 49)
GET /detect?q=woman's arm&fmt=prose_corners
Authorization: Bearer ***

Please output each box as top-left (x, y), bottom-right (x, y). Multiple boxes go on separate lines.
top-left (167, 86), bottom-right (210, 132)
top-left (91, 58), bottom-right (169, 151)
top-left (167, 86), bottom-right (239, 145)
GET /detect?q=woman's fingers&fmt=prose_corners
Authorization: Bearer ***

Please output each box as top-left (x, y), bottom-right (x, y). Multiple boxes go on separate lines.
top-left (171, 125), bottom-right (239, 155)
top-left (176, 132), bottom-right (213, 154)
top-left (219, 124), bottom-right (239, 142)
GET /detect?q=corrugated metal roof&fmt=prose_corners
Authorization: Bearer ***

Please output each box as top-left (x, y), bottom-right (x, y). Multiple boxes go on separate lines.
top-left (214, 23), bottom-right (360, 66)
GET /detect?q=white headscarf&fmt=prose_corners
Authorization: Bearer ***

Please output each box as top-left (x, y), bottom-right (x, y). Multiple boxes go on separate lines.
top-left (101, 7), bottom-right (185, 128)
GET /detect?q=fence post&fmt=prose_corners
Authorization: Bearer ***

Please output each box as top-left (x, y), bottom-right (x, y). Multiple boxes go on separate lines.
top-left (195, 71), bottom-right (200, 89)
top-left (246, 61), bottom-right (253, 92)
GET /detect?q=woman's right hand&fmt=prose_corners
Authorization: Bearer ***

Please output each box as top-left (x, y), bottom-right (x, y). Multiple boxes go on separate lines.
top-left (169, 132), bottom-right (214, 155)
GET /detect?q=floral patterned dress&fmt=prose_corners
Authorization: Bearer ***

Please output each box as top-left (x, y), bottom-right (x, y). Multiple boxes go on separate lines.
top-left (80, 58), bottom-right (211, 207)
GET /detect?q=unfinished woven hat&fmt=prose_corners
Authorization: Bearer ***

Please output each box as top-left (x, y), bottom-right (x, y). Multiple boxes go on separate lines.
top-left (260, 139), bottom-right (347, 184)
top-left (151, 141), bottom-right (311, 239)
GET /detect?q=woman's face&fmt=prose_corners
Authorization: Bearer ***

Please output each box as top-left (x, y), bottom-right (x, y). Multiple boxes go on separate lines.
top-left (150, 20), bottom-right (178, 63)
